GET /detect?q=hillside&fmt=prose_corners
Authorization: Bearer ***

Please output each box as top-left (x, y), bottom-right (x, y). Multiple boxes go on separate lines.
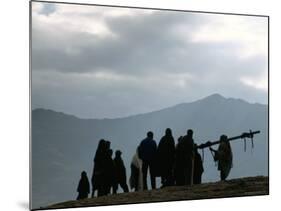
top-left (31, 94), bottom-right (268, 209)
top-left (42, 176), bottom-right (268, 210)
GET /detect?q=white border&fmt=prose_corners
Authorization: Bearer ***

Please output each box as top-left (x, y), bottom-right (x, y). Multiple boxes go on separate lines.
top-left (0, 0), bottom-right (279, 211)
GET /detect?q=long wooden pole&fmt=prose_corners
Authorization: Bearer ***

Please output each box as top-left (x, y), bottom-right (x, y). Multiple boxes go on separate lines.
top-left (196, 130), bottom-right (260, 149)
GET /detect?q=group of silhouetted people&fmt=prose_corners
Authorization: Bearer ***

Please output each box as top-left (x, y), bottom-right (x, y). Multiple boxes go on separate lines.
top-left (76, 129), bottom-right (233, 200)
top-left (90, 139), bottom-right (129, 197)
top-left (134, 129), bottom-right (204, 190)
top-left (174, 129), bottom-right (205, 186)
top-left (76, 139), bottom-right (129, 200)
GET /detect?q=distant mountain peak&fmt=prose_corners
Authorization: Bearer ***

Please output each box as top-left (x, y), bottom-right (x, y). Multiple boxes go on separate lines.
top-left (202, 93), bottom-right (225, 101)
top-left (207, 93), bottom-right (225, 99)
top-left (196, 93), bottom-right (226, 104)
top-left (198, 94), bottom-right (253, 105)
top-left (32, 108), bottom-right (79, 120)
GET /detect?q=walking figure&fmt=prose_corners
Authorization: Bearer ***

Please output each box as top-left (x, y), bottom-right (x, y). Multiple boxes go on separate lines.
top-left (209, 135), bottom-right (233, 181)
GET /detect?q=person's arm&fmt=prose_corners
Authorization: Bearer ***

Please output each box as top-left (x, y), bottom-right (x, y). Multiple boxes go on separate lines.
top-left (209, 147), bottom-right (219, 161)
top-left (209, 147), bottom-right (216, 152)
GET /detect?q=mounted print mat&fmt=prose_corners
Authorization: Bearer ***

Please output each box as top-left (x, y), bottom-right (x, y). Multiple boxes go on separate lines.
top-left (30, 1), bottom-right (269, 210)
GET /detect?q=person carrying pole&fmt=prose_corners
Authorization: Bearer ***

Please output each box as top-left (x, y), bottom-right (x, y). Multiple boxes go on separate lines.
top-left (209, 135), bottom-right (233, 181)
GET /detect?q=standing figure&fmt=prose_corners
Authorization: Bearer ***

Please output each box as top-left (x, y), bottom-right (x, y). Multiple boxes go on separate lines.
top-left (181, 129), bottom-right (195, 186)
top-left (138, 131), bottom-right (157, 190)
top-left (193, 144), bottom-right (204, 184)
top-left (103, 142), bottom-right (116, 195)
top-left (209, 135), bottom-right (233, 181)
top-left (157, 128), bottom-right (176, 187)
top-left (129, 147), bottom-right (143, 191)
top-left (174, 136), bottom-right (185, 186)
top-left (77, 171), bottom-right (90, 200)
top-left (113, 150), bottom-right (129, 193)
top-left (91, 139), bottom-right (106, 197)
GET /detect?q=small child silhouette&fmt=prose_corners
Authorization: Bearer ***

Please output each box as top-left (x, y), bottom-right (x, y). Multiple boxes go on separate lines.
top-left (77, 171), bottom-right (90, 200)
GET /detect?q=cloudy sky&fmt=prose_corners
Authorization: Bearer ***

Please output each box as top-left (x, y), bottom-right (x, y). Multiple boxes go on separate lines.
top-left (31, 2), bottom-right (268, 119)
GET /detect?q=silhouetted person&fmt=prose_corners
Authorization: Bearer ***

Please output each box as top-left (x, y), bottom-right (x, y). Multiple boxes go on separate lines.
top-left (113, 150), bottom-right (129, 193)
top-left (210, 135), bottom-right (233, 181)
top-left (103, 143), bottom-right (116, 195)
top-left (77, 171), bottom-right (90, 200)
top-left (138, 131), bottom-right (157, 190)
top-left (129, 147), bottom-right (143, 191)
top-left (193, 144), bottom-right (204, 184)
top-left (174, 136), bottom-right (185, 185)
top-left (91, 139), bottom-right (106, 197)
top-left (181, 129), bottom-right (195, 185)
top-left (157, 128), bottom-right (175, 187)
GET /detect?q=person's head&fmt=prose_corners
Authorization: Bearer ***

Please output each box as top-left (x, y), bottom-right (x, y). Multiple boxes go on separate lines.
top-left (187, 129), bottom-right (193, 137)
top-left (105, 140), bottom-right (111, 150)
top-left (97, 139), bottom-right (106, 151)
top-left (115, 150), bottom-right (122, 157)
top-left (165, 128), bottom-right (172, 136)
top-left (220, 134), bottom-right (228, 143)
top-left (98, 139), bottom-right (106, 146)
top-left (147, 131), bottom-right (153, 139)
top-left (81, 171), bottom-right (87, 178)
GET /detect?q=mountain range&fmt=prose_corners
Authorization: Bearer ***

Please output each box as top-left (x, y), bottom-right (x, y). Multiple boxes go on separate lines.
top-left (31, 94), bottom-right (268, 209)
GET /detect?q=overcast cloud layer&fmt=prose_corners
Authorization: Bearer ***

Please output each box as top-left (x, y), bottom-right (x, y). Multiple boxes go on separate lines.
top-left (32, 2), bottom-right (268, 119)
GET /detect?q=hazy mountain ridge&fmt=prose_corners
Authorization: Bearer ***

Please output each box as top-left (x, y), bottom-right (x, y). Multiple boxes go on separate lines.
top-left (32, 94), bottom-right (267, 120)
top-left (31, 94), bottom-right (268, 209)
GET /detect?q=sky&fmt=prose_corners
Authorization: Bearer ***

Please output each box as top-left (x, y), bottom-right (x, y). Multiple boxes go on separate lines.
top-left (31, 1), bottom-right (268, 119)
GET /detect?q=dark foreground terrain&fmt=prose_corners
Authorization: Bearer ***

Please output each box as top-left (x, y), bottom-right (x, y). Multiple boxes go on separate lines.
top-left (42, 176), bottom-right (268, 210)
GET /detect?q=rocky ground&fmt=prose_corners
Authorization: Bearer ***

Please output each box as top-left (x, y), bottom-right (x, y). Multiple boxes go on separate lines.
top-left (41, 176), bottom-right (268, 210)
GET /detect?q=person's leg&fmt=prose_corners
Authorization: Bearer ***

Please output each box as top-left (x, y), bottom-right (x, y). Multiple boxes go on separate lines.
top-left (161, 176), bottom-right (166, 187)
top-left (220, 171), bottom-right (226, 181)
top-left (149, 162), bottom-right (156, 189)
top-left (120, 181), bottom-right (129, 192)
top-left (166, 167), bottom-right (174, 186)
top-left (184, 160), bottom-right (192, 186)
top-left (134, 165), bottom-right (139, 191)
top-left (97, 187), bottom-right (104, 197)
top-left (161, 169), bottom-right (169, 187)
top-left (113, 182), bottom-right (118, 194)
top-left (91, 175), bottom-right (97, 197)
top-left (142, 162), bottom-right (148, 190)
top-left (91, 186), bottom-right (95, 198)
top-left (82, 192), bottom-right (88, 199)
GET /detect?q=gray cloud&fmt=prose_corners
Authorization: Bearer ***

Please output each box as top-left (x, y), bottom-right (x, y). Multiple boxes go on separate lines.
top-left (31, 3), bottom-right (268, 118)
top-left (32, 11), bottom-right (200, 74)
